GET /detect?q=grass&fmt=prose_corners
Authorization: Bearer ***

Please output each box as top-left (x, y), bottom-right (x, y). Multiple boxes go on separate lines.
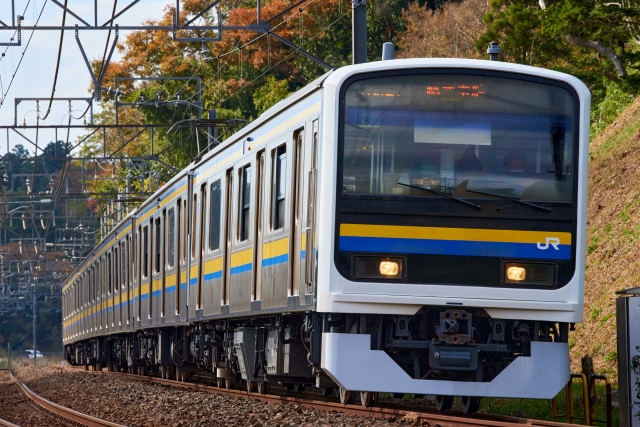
top-left (393, 382), bottom-right (619, 426)
top-left (600, 313), bottom-right (615, 327)
top-left (477, 382), bottom-right (619, 426)
top-left (591, 308), bottom-right (603, 320)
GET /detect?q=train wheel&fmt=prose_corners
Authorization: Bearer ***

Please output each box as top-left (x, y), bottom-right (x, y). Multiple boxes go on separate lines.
top-left (167, 365), bottom-right (174, 380)
top-left (436, 395), bottom-right (453, 411)
top-left (321, 387), bottom-right (334, 397)
top-left (293, 384), bottom-right (305, 393)
top-left (359, 391), bottom-right (378, 407)
top-left (246, 381), bottom-right (254, 393)
top-left (176, 368), bottom-right (183, 381)
top-left (256, 381), bottom-right (269, 395)
top-left (224, 377), bottom-right (234, 389)
top-left (181, 370), bottom-right (190, 382)
top-left (461, 396), bottom-right (481, 414)
top-left (161, 365), bottom-right (166, 379)
top-left (339, 386), bottom-right (353, 405)
top-left (216, 376), bottom-right (224, 388)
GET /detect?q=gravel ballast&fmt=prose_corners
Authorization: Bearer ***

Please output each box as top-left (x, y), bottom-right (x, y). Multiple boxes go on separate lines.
top-left (14, 367), bottom-right (415, 427)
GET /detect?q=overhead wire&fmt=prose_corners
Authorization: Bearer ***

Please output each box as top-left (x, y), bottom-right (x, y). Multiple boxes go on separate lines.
top-left (176, 0), bottom-right (323, 108)
top-left (97, 1), bottom-right (119, 88)
top-left (0, 0), bottom-right (49, 108)
top-left (155, 0), bottom-right (325, 160)
top-left (163, 0), bottom-right (319, 106)
top-left (212, 0), bottom-right (350, 107)
top-left (40, 0), bottom-right (68, 121)
top-left (0, 0), bottom-right (34, 66)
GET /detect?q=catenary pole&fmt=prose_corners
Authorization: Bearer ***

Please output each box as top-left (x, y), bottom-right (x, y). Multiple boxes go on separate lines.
top-left (352, 0), bottom-right (367, 64)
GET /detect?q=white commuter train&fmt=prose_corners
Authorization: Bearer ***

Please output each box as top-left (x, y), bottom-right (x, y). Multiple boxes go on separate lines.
top-left (62, 58), bottom-right (589, 412)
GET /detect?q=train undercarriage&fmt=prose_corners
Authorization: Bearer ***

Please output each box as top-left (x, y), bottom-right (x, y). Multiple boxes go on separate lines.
top-left (65, 308), bottom-right (570, 413)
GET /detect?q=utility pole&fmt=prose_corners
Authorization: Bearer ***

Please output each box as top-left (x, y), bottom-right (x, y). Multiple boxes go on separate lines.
top-left (32, 291), bottom-right (36, 366)
top-left (352, 0), bottom-right (367, 64)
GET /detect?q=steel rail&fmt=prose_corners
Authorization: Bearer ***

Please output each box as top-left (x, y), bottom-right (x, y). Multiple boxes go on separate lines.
top-left (85, 369), bottom-right (579, 427)
top-left (9, 370), bottom-right (127, 427)
top-left (0, 418), bottom-right (20, 427)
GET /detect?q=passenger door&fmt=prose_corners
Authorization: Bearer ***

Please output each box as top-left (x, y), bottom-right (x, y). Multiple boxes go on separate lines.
top-left (290, 130), bottom-right (304, 301)
top-left (252, 151), bottom-right (266, 304)
top-left (304, 120), bottom-right (319, 299)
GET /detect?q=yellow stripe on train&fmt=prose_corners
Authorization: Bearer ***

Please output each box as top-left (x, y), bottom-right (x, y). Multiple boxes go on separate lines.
top-left (340, 224), bottom-right (572, 245)
top-left (263, 238), bottom-right (289, 259)
top-left (231, 248), bottom-right (253, 267)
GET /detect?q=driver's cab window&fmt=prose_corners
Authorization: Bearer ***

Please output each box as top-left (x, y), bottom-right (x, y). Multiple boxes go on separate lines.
top-left (341, 74), bottom-right (575, 203)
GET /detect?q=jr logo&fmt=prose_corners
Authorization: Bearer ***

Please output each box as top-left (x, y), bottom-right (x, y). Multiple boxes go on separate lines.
top-left (537, 237), bottom-right (560, 250)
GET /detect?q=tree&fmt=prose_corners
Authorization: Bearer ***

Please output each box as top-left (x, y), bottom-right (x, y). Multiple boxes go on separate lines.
top-left (397, 0), bottom-right (488, 59)
top-left (253, 75), bottom-right (291, 114)
top-left (479, 0), bottom-right (640, 84)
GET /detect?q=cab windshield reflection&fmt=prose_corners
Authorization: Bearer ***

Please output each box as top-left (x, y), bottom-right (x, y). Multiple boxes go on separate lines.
top-left (340, 74), bottom-right (575, 203)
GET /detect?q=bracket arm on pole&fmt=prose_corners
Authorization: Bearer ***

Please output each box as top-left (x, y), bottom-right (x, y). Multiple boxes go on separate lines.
top-left (268, 32), bottom-right (333, 70)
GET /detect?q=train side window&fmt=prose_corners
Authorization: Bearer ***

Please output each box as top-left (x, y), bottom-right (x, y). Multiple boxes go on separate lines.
top-left (168, 208), bottom-right (175, 268)
top-left (191, 194), bottom-right (197, 259)
top-left (209, 180), bottom-right (221, 251)
top-left (155, 217), bottom-right (161, 273)
top-left (182, 199), bottom-right (187, 263)
top-left (114, 247), bottom-right (119, 294)
top-left (143, 225), bottom-right (149, 278)
top-left (107, 252), bottom-right (113, 294)
top-left (272, 145), bottom-right (286, 230)
top-left (122, 240), bottom-right (127, 290)
top-left (96, 261), bottom-right (100, 302)
top-left (239, 165), bottom-right (251, 241)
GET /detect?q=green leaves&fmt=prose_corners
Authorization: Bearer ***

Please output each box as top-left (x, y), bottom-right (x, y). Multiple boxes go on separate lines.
top-left (253, 75), bottom-right (291, 115)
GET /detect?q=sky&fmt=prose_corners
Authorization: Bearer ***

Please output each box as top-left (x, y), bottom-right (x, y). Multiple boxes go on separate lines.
top-left (0, 0), bottom-right (171, 156)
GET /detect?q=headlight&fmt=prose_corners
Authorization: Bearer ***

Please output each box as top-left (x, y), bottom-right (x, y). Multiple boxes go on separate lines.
top-left (506, 266), bottom-right (526, 281)
top-left (352, 255), bottom-right (405, 280)
top-left (503, 261), bottom-right (556, 286)
top-left (379, 261), bottom-right (399, 276)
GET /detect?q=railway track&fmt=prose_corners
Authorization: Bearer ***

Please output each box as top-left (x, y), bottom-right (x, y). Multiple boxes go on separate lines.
top-left (0, 418), bottom-right (21, 427)
top-left (83, 368), bottom-right (580, 427)
top-left (8, 370), bottom-right (127, 427)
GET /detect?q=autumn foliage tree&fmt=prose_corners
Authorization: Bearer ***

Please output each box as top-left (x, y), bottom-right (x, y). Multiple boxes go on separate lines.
top-left (397, 0), bottom-right (488, 59)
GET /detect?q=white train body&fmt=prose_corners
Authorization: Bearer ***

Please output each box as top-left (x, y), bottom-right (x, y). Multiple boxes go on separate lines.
top-left (62, 59), bottom-right (589, 402)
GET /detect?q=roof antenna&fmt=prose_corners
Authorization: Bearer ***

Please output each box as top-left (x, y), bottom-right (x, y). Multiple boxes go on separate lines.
top-left (382, 42), bottom-right (394, 61)
top-left (487, 41), bottom-right (501, 61)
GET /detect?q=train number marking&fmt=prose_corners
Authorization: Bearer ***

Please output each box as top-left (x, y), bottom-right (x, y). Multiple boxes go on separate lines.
top-left (536, 237), bottom-right (560, 250)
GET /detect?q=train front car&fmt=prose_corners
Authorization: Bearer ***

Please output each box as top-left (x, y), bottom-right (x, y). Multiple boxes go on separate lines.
top-left (317, 59), bottom-right (589, 408)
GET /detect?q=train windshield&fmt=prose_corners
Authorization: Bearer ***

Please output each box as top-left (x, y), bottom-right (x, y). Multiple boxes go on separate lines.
top-left (340, 73), bottom-right (576, 203)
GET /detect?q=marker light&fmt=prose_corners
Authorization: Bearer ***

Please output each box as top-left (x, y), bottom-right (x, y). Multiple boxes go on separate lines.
top-left (506, 266), bottom-right (526, 281)
top-left (504, 262), bottom-right (556, 286)
top-left (352, 255), bottom-right (405, 280)
top-left (379, 261), bottom-right (399, 276)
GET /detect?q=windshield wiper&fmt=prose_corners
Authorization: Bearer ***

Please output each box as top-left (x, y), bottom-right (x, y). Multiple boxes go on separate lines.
top-left (398, 182), bottom-right (481, 209)
top-left (464, 189), bottom-right (550, 212)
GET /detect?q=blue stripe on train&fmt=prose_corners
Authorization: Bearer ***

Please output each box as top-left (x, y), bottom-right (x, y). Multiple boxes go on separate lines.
top-left (230, 263), bottom-right (252, 275)
top-left (204, 271), bottom-right (223, 281)
top-left (339, 236), bottom-right (571, 260)
top-left (262, 254), bottom-right (288, 267)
